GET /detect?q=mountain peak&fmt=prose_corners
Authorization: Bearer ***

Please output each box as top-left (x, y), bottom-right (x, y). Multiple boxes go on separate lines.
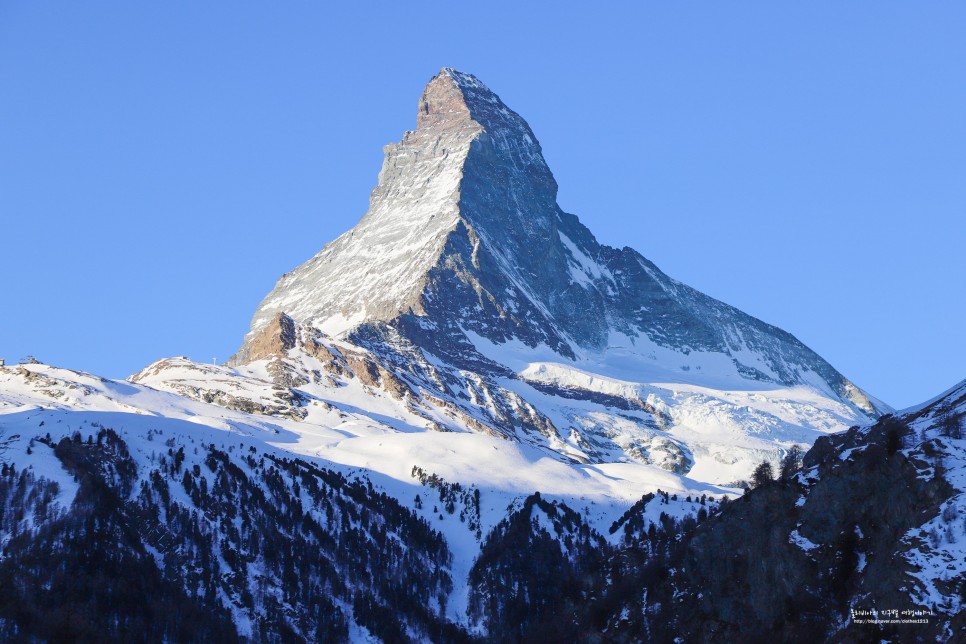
top-left (233, 69), bottom-right (557, 352)
top-left (416, 69), bottom-right (543, 152)
top-left (416, 69), bottom-right (471, 129)
top-left (416, 68), bottom-right (479, 129)
top-left (231, 70), bottom-right (882, 420)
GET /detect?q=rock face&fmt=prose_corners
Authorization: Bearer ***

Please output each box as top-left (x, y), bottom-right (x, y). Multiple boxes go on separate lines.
top-left (220, 68), bottom-right (889, 482)
top-left (246, 312), bottom-right (298, 362)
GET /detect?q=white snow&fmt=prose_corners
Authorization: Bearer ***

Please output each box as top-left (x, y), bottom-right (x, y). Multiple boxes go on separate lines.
top-left (789, 528), bottom-right (819, 552)
top-left (463, 328), bottom-right (871, 485)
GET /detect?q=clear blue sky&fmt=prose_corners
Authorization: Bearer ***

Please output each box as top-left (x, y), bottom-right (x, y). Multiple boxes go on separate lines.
top-left (2, 3), bottom-right (964, 409)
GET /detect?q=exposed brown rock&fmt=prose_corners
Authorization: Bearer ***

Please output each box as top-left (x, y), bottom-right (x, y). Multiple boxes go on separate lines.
top-left (376, 366), bottom-right (413, 400)
top-left (266, 359), bottom-right (309, 389)
top-left (343, 353), bottom-right (380, 388)
top-left (300, 332), bottom-right (348, 376)
top-left (341, 351), bottom-right (413, 401)
top-left (167, 382), bottom-right (306, 421)
top-left (246, 312), bottom-right (297, 363)
top-left (422, 393), bottom-right (504, 438)
top-left (417, 70), bottom-right (473, 130)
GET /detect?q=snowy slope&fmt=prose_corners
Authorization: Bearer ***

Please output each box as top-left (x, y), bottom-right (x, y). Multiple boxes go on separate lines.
top-left (0, 359), bottom-right (735, 632)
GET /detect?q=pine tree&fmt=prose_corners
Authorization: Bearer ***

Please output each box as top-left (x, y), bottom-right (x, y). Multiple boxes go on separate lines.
top-left (751, 461), bottom-right (774, 488)
top-left (780, 446), bottom-right (804, 480)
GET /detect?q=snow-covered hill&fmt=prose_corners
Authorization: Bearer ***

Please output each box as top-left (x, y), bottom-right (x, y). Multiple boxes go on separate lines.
top-left (0, 359), bottom-right (730, 637)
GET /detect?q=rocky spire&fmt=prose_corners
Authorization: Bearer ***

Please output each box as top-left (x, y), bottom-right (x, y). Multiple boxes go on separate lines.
top-left (233, 68), bottom-right (563, 359)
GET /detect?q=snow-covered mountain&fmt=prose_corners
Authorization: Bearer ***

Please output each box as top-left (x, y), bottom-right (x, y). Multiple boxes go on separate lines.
top-left (167, 67), bottom-right (887, 486)
top-left (6, 68), bottom-right (946, 642)
top-left (235, 69), bottom-right (880, 407)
